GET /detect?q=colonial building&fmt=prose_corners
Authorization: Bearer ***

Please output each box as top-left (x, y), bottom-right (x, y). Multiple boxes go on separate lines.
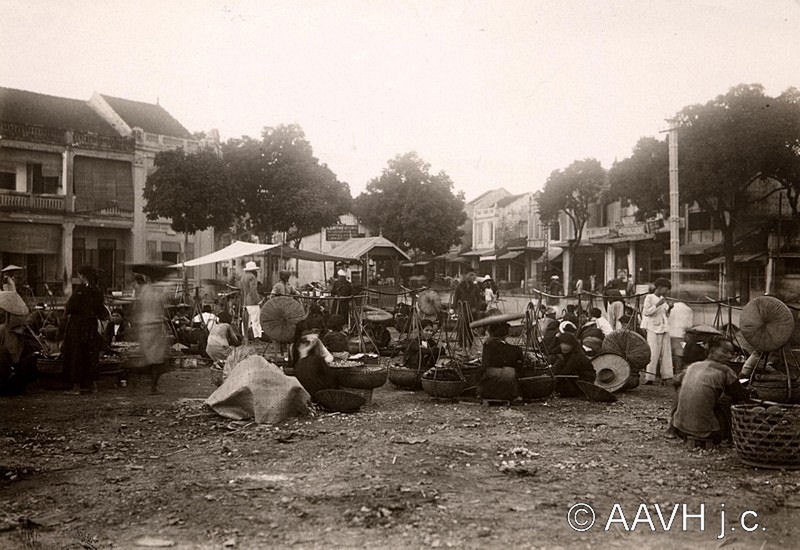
top-left (0, 85), bottom-right (215, 297)
top-left (0, 86), bottom-right (135, 295)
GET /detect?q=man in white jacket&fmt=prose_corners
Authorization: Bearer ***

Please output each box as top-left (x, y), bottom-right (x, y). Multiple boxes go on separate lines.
top-left (642, 278), bottom-right (673, 384)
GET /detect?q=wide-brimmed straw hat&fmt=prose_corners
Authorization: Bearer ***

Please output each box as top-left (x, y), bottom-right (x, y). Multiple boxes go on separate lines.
top-left (1, 265), bottom-right (23, 273)
top-left (244, 261), bottom-right (260, 272)
top-left (591, 352), bottom-right (631, 393)
top-left (0, 291), bottom-right (29, 316)
top-left (469, 311), bottom-right (524, 329)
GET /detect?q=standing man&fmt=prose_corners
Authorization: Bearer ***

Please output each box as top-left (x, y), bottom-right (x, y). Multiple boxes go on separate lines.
top-left (331, 269), bottom-right (353, 324)
top-left (1, 265), bottom-right (23, 292)
top-left (239, 261), bottom-right (263, 343)
top-left (642, 277), bottom-right (673, 385)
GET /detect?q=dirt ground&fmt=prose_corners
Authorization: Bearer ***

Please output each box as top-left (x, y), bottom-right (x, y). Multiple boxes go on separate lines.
top-left (2, 360), bottom-right (800, 550)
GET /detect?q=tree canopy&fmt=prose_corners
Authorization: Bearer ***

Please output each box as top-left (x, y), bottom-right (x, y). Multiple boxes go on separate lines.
top-left (353, 152), bottom-right (466, 256)
top-left (144, 147), bottom-right (236, 234)
top-left (608, 84), bottom-right (800, 297)
top-left (223, 124), bottom-right (352, 242)
top-left (607, 136), bottom-right (670, 220)
top-left (538, 158), bottom-right (605, 250)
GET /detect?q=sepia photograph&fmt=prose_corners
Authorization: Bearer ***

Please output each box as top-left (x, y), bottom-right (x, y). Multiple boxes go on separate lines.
top-left (1, 1), bottom-right (800, 548)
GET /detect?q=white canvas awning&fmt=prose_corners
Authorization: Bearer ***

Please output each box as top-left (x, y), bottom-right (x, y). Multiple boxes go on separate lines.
top-left (174, 241), bottom-right (279, 267)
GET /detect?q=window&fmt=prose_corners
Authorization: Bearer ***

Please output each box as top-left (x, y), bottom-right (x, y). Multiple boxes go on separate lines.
top-left (689, 212), bottom-right (713, 231)
top-left (146, 241), bottom-right (158, 262)
top-left (161, 251), bottom-right (179, 264)
top-left (0, 172), bottom-right (14, 190)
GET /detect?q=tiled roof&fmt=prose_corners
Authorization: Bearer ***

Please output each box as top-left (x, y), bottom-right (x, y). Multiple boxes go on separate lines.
top-left (100, 94), bottom-right (192, 138)
top-left (467, 188), bottom-right (510, 206)
top-left (495, 193), bottom-right (528, 208)
top-left (330, 236), bottom-right (410, 260)
top-left (0, 86), bottom-right (119, 135)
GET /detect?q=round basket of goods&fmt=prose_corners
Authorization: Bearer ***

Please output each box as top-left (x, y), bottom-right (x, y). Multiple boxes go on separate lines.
top-left (333, 362), bottom-right (388, 390)
top-left (518, 375), bottom-right (555, 400)
top-left (460, 358), bottom-right (483, 388)
top-left (421, 365), bottom-right (467, 398)
top-left (731, 403), bottom-right (800, 469)
top-left (36, 354), bottom-right (64, 376)
top-left (388, 364), bottom-right (422, 390)
top-left (749, 372), bottom-right (800, 404)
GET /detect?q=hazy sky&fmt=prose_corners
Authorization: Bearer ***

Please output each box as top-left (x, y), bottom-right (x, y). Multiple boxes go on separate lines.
top-left (2, 0), bottom-right (799, 201)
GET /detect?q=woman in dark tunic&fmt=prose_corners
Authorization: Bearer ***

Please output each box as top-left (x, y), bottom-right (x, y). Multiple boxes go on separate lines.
top-left (403, 319), bottom-right (442, 386)
top-left (63, 266), bottom-right (108, 394)
top-left (479, 321), bottom-right (524, 401)
top-left (552, 332), bottom-right (596, 397)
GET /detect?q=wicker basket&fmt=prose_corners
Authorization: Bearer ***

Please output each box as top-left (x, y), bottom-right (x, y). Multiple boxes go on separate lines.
top-left (421, 378), bottom-right (467, 398)
top-left (335, 365), bottom-right (388, 389)
top-left (388, 366), bottom-right (421, 390)
top-left (36, 356), bottom-right (64, 376)
top-left (339, 386), bottom-right (373, 405)
top-left (731, 404), bottom-right (800, 469)
top-left (749, 374), bottom-right (800, 404)
top-left (518, 375), bottom-right (555, 400)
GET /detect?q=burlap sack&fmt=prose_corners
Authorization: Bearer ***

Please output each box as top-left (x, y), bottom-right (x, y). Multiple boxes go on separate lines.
top-left (206, 355), bottom-right (311, 424)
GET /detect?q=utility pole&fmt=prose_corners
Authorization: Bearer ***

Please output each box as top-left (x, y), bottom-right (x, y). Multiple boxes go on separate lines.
top-left (666, 121), bottom-right (681, 294)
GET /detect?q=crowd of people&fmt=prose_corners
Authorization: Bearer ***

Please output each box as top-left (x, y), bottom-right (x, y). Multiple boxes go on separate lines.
top-left (0, 261), bottom-right (763, 450)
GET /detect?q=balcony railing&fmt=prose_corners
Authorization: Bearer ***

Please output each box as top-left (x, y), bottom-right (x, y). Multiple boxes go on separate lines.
top-left (0, 121), bottom-right (65, 145)
top-left (688, 229), bottom-right (722, 244)
top-left (0, 192), bottom-right (65, 211)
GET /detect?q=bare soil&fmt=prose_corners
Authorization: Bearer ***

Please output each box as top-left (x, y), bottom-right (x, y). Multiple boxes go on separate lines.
top-left (2, 363), bottom-right (800, 550)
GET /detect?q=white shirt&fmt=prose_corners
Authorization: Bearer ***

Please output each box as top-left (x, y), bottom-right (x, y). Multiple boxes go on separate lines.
top-left (641, 293), bottom-right (670, 333)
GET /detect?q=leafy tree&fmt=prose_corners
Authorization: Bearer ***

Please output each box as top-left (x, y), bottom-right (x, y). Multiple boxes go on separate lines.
top-left (608, 137), bottom-right (670, 220)
top-left (674, 84), bottom-right (800, 298)
top-left (353, 152), bottom-right (466, 256)
top-left (223, 125), bottom-right (351, 244)
top-left (144, 147), bottom-right (237, 293)
top-left (537, 158), bottom-right (605, 289)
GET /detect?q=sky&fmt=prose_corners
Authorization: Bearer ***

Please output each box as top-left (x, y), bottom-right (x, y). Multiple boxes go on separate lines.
top-left (2, 0), bottom-right (800, 201)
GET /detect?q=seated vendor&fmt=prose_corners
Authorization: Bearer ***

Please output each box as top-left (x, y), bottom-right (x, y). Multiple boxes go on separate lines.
top-left (479, 320), bottom-right (524, 401)
top-left (552, 332), bottom-right (596, 397)
top-left (321, 314), bottom-right (348, 353)
top-left (104, 308), bottom-right (131, 346)
top-left (403, 319), bottom-right (442, 378)
top-left (292, 330), bottom-right (339, 398)
top-left (205, 311), bottom-right (241, 362)
top-left (671, 337), bottom-right (748, 443)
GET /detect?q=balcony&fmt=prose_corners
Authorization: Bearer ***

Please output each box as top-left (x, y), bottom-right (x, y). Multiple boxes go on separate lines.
top-left (0, 191), bottom-right (65, 212)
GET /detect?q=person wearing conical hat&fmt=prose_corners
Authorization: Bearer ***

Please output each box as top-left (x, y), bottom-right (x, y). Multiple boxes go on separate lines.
top-left (478, 315), bottom-right (524, 402)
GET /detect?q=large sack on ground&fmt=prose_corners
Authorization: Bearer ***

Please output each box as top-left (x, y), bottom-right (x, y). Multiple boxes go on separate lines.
top-left (206, 355), bottom-right (311, 424)
top-left (740, 296), bottom-right (794, 352)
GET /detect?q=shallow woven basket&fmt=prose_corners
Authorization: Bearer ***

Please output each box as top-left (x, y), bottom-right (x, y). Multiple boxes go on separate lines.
top-left (731, 404), bottom-right (800, 469)
top-left (518, 375), bottom-right (555, 400)
top-left (36, 356), bottom-right (64, 376)
top-left (421, 378), bottom-right (467, 398)
top-left (339, 386), bottom-right (374, 405)
top-left (335, 365), bottom-right (388, 389)
top-left (749, 374), bottom-right (800, 404)
top-left (388, 366), bottom-right (421, 390)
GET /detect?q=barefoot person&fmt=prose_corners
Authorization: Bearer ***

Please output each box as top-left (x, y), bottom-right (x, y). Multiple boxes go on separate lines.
top-left (671, 337), bottom-right (748, 443)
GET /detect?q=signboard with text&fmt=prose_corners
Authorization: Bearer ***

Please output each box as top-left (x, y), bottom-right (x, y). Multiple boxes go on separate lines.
top-left (326, 224), bottom-right (362, 241)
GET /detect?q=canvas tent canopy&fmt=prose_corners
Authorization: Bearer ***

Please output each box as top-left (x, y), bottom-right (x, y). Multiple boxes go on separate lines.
top-left (174, 240), bottom-right (352, 267)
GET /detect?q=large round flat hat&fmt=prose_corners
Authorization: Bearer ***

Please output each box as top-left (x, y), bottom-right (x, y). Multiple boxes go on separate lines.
top-left (1, 264), bottom-right (23, 273)
top-left (591, 352), bottom-right (631, 393)
top-left (260, 296), bottom-right (307, 343)
top-left (417, 290), bottom-right (441, 316)
top-left (470, 311), bottom-right (525, 328)
top-left (575, 380), bottom-right (618, 403)
top-left (740, 296), bottom-right (794, 352)
top-left (601, 329), bottom-right (650, 371)
top-left (0, 291), bottom-right (28, 316)
top-left (686, 324), bottom-right (722, 336)
top-left (363, 305), bottom-right (393, 323)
